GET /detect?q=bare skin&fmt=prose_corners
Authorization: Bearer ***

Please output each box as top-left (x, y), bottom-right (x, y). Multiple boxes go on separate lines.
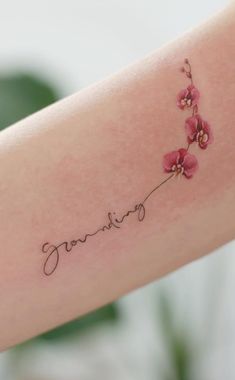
top-left (0, 3), bottom-right (235, 351)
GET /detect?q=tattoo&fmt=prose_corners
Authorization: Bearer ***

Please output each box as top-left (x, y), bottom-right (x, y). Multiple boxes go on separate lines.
top-left (41, 59), bottom-right (213, 276)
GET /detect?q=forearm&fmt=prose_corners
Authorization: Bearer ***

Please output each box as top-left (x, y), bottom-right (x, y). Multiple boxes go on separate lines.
top-left (1, 3), bottom-right (235, 350)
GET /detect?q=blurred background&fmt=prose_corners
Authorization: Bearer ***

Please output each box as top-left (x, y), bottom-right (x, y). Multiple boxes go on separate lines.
top-left (0, 0), bottom-right (234, 379)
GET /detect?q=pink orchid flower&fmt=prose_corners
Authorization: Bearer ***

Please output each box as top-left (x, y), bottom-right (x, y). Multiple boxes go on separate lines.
top-left (163, 148), bottom-right (198, 179)
top-left (177, 84), bottom-right (200, 110)
top-left (185, 114), bottom-right (213, 149)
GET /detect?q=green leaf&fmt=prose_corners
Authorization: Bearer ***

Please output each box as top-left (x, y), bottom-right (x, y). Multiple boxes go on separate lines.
top-left (0, 72), bottom-right (59, 130)
top-left (37, 303), bottom-right (118, 341)
top-left (157, 292), bottom-right (194, 380)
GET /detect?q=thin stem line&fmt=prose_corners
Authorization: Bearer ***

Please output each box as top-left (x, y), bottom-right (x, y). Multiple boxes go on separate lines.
top-left (142, 173), bottom-right (174, 205)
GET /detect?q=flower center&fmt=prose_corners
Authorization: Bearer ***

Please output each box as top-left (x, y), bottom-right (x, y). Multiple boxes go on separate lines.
top-left (171, 163), bottom-right (184, 175)
top-left (181, 97), bottom-right (192, 107)
top-left (201, 133), bottom-right (208, 143)
top-left (186, 98), bottom-right (192, 106)
top-left (196, 130), bottom-right (208, 144)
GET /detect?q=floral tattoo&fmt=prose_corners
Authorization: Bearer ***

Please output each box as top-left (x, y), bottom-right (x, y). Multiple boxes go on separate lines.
top-left (164, 58), bottom-right (213, 178)
top-left (41, 59), bottom-right (213, 276)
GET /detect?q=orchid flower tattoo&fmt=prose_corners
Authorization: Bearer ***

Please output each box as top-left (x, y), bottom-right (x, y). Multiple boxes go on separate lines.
top-left (41, 59), bottom-right (213, 276)
top-left (164, 58), bottom-right (213, 178)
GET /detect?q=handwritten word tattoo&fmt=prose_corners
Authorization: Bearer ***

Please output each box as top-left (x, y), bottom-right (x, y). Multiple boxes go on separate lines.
top-left (41, 59), bottom-right (213, 276)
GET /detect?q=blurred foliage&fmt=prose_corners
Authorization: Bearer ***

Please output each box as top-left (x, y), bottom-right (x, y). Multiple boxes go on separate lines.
top-left (0, 72), bottom-right (59, 130)
top-left (38, 303), bottom-right (118, 341)
top-left (0, 71), bottom-right (119, 343)
top-left (157, 292), bottom-right (194, 380)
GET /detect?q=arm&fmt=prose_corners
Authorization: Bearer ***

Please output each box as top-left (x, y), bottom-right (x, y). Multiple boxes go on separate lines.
top-left (1, 3), bottom-right (235, 351)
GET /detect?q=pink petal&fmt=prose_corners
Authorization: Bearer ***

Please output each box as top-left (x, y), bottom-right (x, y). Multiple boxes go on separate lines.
top-left (199, 142), bottom-right (208, 150)
top-left (177, 89), bottom-right (188, 109)
top-left (197, 119), bottom-right (213, 149)
top-left (183, 153), bottom-right (199, 178)
top-left (202, 121), bottom-right (214, 145)
top-left (184, 85), bottom-right (200, 107)
top-left (185, 116), bottom-right (198, 142)
top-left (187, 84), bottom-right (197, 92)
top-left (163, 150), bottom-right (180, 172)
top-left (178, 148), bottom-right (188, 163)
top-left (191, 87), bottom-right (200, 103)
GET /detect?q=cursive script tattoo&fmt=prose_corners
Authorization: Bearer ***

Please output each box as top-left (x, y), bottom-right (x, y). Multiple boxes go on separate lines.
top-left (41, 59), bottom-right (213, 276)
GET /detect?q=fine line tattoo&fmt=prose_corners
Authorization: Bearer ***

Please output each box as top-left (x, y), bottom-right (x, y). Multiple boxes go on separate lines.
top-left (41, 59), bottom-right (213, 276)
